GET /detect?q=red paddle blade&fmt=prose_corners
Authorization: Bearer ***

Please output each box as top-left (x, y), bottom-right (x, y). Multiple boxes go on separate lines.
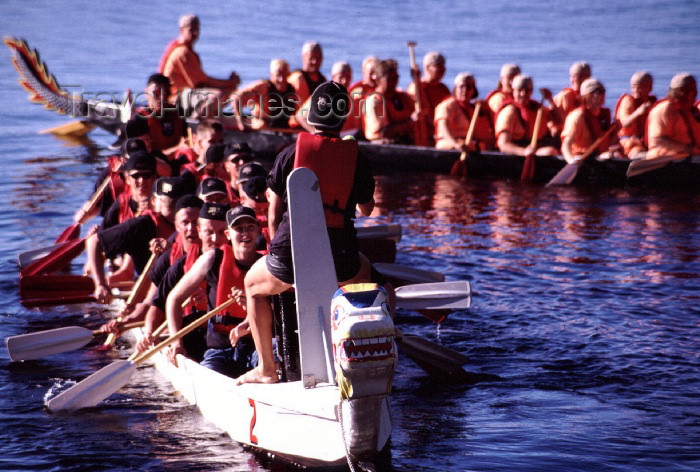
top-left (55, 223), bottom-right (80, 243)
top-left (520, 154), bottom-right (536, 181)
top-left (20, 237), bottom-right (85, 276)
top-left (450, 159), bottom-right (467, 177)
top-left (19, 274), bottom-right (95, 307)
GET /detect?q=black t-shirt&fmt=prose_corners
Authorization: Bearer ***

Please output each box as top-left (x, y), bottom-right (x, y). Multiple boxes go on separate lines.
top-left (102, 197), bottom-right (138, 230)
top-left (266, 140), bottom-right (375, 257)
top-left (151, 255), bottom-right (186, 311)
top-left (97, 214), bottom-right (158, 273)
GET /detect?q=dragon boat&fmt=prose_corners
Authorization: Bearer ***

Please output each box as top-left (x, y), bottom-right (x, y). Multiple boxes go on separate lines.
top-left (6, 36), bottom-right (699, 189)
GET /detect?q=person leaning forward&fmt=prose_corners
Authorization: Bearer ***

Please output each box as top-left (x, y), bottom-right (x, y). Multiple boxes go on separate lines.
top-left (237, 81), bottom-right (375, 384)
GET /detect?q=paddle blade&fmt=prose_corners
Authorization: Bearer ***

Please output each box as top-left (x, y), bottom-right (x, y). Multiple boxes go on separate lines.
top-left (6, 326), bottom-right (94, 361)
top-left (398, 334), bottom-right (468, 379)
top-left (18, 242), bottom-right (70, 269)
top-left (546, 162), bottom-right (581, 187)
top-left (46, 360), bottom-right (137, 411)
top-left (626, 155), bottom-right (677, 178)
top-left (395, 281), bottom-right (471, 310)
top-left (450, 153), bottom-right (468, 177)
top-left (356, 224), bottom-right (402, 242)
top-left (374, 263), bottom-right (444, 286)
top-left (55, 223), bottom-right (80, 243)
top-left (20, 237), bottom-right (85, 276)
top-left (520, 154), bottom-right (536, 181)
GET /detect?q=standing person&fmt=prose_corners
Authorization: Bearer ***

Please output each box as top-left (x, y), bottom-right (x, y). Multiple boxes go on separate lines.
top-left (233, 59), bottom-right (297, 130)
top-left (495, 74), bottom-right (559, 158)
top-left (287, 41), bottom-right (326, 107)
top-left (614, 71), bottom-right (656, 158)
top-left (237, 82), bottom-right (375, 384)
top-left (407, 51), bottom-right (451, 142)
top-left (164, 205), bottom-right (263, 376)
top-left (363, 59), bottom-right (417, 144)
top-left (554, 61), bottom-right (592, 119)
top-left (434, 72), bottom-right (495, 151)
top-left (646, 73), bottom-right (700, 160)
top-left (158, 14), bottom-right (240, 116)
top-left (486, 63), bottom-right (521, 118)
top-left (561, 78), bottom-right (617, 164)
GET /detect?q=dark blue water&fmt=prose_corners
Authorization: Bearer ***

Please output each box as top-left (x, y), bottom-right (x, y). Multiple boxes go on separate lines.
top-left (1, 1), bottom-right (699, 470)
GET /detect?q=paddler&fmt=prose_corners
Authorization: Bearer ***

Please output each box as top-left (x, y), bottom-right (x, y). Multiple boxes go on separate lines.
top-left (561, 78), bottom-right (618, 164)
top-left (223, 142), bottom-right (254, 204)
top-left (434, 72), bottom-right (495, 151)
top-left (237, 81), bottom-right (375, 385)
top-left (347, 56), bottom-right (380, 138)
top-left (99, 194), bottom-right (204, 334)
top-left (363, 59), bottom-right (418, 144)
top-left (174, 120), bottom-right (224, 175)
top-left (86, 176), bottom-right (185, 304)
top-left (614, 71), bottom-right (656, 158)
top-left (294, 61), bottom-right (354, 134)
top-left (164, 205), bottom-right (264, 377)
top-left (645, 73), bottom-right (700, 160)
top-left (287, 41), bottom-right (327, 112)
top-left (495, 74), bottom-right (560, 159)
top-left (554, 61), bottom-right (592, 120)
top-left (406, 51), bottom-right (451, 143)
top-left (158, 14), bottom-right (240, 117)
top-left (131, 73), bottom-right (187, 156)
top-left (197, 177), bottom-right (230, 204)
top-left (485, 63), bottom-right (521, 118)
top-left (232, 59), bottom-right (297, 130)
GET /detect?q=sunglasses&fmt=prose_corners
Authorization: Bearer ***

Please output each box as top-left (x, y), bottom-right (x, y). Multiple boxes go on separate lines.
top-left (129, 171), bottom-right (155, 180)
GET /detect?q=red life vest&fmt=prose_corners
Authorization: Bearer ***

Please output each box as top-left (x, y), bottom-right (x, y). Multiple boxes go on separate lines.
top-left (137, 107), bottom-right (185, 151)
top-left (142, 210), bottom-right (176, 239)
top-left (614, 93), bottom-right (657, 138)
top-left (169, 233), bottom-right (185, 265)
top-left (181, 243), bottom-right (207, 314)
top-left (157, 39), bottom-right (181, 74)
top-left (117, 192), bottom-right (135, 224)
top-left (579, 106), bottom-right (613, 151)
top-left (293, 132), bottom-right (358, 228)
top-left (211, 245), bottom-right (250, 334)
top-left (107, 155), bottom-right (125, 201)
top-left (496, 99), bottom-right (547, 141)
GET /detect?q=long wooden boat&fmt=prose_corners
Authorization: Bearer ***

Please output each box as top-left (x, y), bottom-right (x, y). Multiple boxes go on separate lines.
top-left (6, 36), bottom-right (699, 189)
top-left (123, 169), bottom-right (397, 469)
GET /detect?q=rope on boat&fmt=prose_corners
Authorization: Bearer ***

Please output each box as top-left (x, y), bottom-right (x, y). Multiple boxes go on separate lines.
top-left (338, 400), bottom-right (376, 472)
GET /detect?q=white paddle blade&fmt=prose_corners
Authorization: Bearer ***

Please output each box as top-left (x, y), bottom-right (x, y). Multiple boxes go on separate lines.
top-left (356, 224), bottom-right (402, 242)
top-left (46, 360), bottom-right (137, 411)
top-left (546, 162), bottom-right (581, 187)
top-left (17, 242), bottom-right (68, 268)
top-left (626, 155), bottom-right (676, 177)
top-left (395, 281), bottom-right (471, 310)
top-left (6, 326), bottom-right (94, 361)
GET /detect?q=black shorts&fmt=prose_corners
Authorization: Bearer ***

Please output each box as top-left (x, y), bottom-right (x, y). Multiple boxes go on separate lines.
top-left (266, 229), bottom-right (361, 285)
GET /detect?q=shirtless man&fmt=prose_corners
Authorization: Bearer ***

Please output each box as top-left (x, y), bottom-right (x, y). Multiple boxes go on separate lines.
top-left (158, 14), bottom-right (240, 116)
top-left (646, 73), bottom-right (700, 160)
top-left (237, 82), bottom-right (375, 384)
top-left (614, 71), bottom-right (656, 158)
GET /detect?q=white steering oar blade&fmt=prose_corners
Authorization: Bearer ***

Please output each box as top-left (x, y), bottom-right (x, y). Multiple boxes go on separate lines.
top-left (46, 360), bottom-right (137, 412)
top-left (395, 281), bottom-right (471, 310)
top-left (7, 326), bottom-right (94, 361)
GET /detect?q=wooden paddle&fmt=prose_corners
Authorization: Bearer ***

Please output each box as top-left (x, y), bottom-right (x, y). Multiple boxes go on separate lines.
top-left (46, 298), bottom-right (236, 411)
top-left (6, 321), bottom-right (145, 362)
top-left (395, 281), bottom-right (471, 311)
top-left (546, 121), bottom-right (621, 187)
top-left (450, 101), bottom-right (483, 177)
top-left (40, 120), bottom-right (95, 137)
top-left (407, 41), bottom-right (430, 147)
top-left (55, 175), bottom-right (111, 244)
top-left (521, 106), bottom-right (544, 181)
top-left (102, 252), bottom-right (158, 348)
top-left (626, 154), bottom-right (681, 178)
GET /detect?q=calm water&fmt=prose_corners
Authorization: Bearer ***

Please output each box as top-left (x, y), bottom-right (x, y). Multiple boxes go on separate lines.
top-left (1, 1), bottom-right (699, 470)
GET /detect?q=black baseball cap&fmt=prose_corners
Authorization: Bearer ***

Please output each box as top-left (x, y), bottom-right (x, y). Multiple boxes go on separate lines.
top-left (241, 176), bottom-right (268, 203)
top-left (175, 194), bottom-right (204, 213)
top-left (226, 205), bottom-right (258, 227)
top-left (197, 177), bottom-right (228, 198)
top-left (199, 202), bottom-right (230, 221)
top-left (122, 150), bottom-right (157, 172)
top-left (237, 162), bottom-right (266, 184)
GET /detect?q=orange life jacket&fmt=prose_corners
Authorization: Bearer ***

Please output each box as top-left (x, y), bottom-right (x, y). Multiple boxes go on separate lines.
top-left (137, 107), bottom-right (185, 151)
top-left (579, 106), bottom-right (612, 151)
top-left (614, 94), bottom-right (657, 139)
top-left (496, 99), bottom-right (548, 141)
top-left (157, 39), bottom-right (181, 74)
top-left (293, 132), bottom-right (357, 228)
